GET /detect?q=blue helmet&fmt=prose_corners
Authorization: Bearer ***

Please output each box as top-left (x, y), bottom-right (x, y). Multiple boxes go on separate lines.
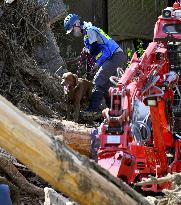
top-left (64, 14), bottom-right (80, 34)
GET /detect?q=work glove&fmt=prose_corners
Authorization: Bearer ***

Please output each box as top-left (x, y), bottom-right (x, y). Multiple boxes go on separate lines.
top-left (82, 47), bottom-right (90, 54)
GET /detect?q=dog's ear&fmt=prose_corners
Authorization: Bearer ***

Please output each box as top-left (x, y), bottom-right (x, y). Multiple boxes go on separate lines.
top-left (73, 74), bottom-right (78, 85)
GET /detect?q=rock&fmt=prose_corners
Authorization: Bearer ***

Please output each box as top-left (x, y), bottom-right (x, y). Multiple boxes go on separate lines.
top-left (46, 0), bottom-right (67, 24)
top-left (44, 187), bottom-right (76, 205)
top-left (144, 196), bottom-right (157, 205)
top-left (32, 0), bottom-right (67, 75)
top-left (32, 30), bottom-right (67, 75)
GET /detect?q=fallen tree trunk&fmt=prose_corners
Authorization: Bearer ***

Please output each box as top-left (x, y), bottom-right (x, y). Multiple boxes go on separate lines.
top-left (0, 95), bottom-right (150, 205)
top-left (29, 116), bottom-right (92, 157)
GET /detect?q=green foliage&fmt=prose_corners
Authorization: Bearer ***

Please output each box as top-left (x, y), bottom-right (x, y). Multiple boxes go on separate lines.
top-left (137, 39), bottom-right (145, 57)
top-left (127, 48), bottom-right (133, 59)
top-left (126, 39), bottom-right (145, 67)
top-left (126, 48), bottom-right (133, 66)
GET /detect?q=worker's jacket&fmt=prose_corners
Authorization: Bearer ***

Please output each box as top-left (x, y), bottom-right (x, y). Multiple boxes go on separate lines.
top-left (83, 23), bottom-right (120, 67)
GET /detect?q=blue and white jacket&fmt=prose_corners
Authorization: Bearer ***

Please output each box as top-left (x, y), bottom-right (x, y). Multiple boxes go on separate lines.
top-left (83, 22), bottom-right (121, 67)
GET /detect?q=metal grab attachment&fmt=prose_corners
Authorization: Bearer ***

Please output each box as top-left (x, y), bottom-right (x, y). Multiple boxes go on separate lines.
top-left (109, 76), bottom-right (120, 87)
top-left (141, 76), bottom-right (160, 95)
top-left (109, 67), bottom-right (125, 86)
top-left (117, 67), bottom-right (124, 78)
top-left (143, 85), bottom-right (164, 102)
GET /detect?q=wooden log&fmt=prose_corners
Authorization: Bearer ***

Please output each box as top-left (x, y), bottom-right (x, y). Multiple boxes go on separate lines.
top-left (61, 131), bottom-right (91, 157)
top-left (136, 173), bottom-right (181, 186)
top-left (0, 95), bottom-right (150, 205)
top-left (29, 116), bottom-right (92, 157)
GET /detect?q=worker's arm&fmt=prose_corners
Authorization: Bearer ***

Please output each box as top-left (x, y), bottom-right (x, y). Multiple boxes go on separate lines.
top-left (86, 29), bottom-right (99, 56)
top-left (87, 28), bottom-right (111, 67)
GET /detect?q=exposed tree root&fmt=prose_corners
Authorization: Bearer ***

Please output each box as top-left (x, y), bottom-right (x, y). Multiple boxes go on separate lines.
top-left (0, 156), bottom-right (44, 197)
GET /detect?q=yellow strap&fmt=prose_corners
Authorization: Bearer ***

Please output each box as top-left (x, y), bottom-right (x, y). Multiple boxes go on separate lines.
top-left (96, 51), bottom-right (102, 60)
top-left (99, 29), bottom-right (111, 40)
top-left (84, 35), bottom-right (88, 39)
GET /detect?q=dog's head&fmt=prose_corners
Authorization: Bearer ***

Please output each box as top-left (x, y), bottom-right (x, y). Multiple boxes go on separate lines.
top-left (61, 72), bottom-right (78, 93)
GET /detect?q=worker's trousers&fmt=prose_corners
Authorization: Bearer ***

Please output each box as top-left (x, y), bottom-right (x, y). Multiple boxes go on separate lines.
top-left (89, 51), bottom-right (126, 110)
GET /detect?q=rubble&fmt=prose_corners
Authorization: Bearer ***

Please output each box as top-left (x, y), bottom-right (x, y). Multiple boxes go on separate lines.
top-left (44, 187), bottom-right (76, 205)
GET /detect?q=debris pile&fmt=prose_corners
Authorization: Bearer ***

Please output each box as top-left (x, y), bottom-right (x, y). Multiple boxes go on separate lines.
top-left (0, 0), bottom-right (68, 117)
top-left (0, 1), bottom-right (73, 204)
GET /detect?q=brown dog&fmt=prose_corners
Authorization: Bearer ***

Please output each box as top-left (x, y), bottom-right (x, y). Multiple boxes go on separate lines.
top-left (61, 72), bottom-right (93, 122)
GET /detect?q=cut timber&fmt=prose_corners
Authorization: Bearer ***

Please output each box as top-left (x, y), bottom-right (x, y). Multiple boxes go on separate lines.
top-left (0, 95), bottom-right (150, 205)
top-left (57, 120), bottom-right (92, 157)
top-left (29, 116), bottom-right (92, 157)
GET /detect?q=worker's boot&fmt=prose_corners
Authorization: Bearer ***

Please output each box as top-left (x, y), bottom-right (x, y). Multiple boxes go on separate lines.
top-left (80, 90), bottom-right (103, 120)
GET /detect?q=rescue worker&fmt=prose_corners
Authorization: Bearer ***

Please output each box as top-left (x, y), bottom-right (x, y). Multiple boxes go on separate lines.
top-left (0, 184), bottom-right (13, 205)
top-left (64, 14), bottom-right (126, 119)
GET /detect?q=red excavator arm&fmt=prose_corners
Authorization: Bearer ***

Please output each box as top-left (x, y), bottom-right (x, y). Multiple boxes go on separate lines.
top-left (97, 1), bottom-right (181, 192)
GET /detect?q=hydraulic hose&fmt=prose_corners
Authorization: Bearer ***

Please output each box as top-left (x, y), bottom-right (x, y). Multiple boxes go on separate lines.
top-left (109, 76), bottom-right (119, 87)
top-left (132, 121), bottom-right (151, 143)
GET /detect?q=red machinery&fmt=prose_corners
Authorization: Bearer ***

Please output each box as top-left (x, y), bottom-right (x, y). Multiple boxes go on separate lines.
top-left (97, 1), bottom-right (181, 192)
